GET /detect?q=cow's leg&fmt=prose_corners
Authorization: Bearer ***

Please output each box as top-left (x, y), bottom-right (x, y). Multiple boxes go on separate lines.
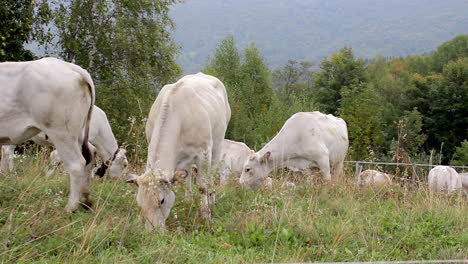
top-left (196, 151), bottom-right (214, 222)
top-left (46, 150), bottom-right (61, 176)
top-left (219, 163), bottom-right (230, 185)
top-left (1, 145), bottom-right (15, 173)
top-left (316, 156), bottom-right (331, 182)
top-left (184, 166), bottom-right (195, 202)
top-left (332, 161), bottom-right (344, 180)
top-left (51, 138), bottom-right (92, 212)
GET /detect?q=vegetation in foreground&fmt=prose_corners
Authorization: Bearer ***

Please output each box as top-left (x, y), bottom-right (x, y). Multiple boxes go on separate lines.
top-left (1, 154), bottom-right (466, 263)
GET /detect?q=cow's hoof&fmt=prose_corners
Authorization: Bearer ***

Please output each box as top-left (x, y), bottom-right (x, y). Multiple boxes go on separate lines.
top-left (81, 199), bottom-right (93, 210)
top-left (65, 203), bottom-right (79, 213)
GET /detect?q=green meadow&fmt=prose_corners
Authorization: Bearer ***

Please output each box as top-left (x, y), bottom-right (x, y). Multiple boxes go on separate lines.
top-left (1, 154), bottom-right (466, 263)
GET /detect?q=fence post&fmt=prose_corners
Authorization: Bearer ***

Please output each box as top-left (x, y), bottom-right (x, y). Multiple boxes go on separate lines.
top-left (355, 162), bottom-right (362, 177)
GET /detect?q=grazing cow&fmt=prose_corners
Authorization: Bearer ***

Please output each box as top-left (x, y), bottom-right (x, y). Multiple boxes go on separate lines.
top-left (219, 139), bottom-right (253, 185)
top-left (428, 166), bottom-right (462, 193)
top-left (1, 106), bottom-right (128, 178)
top-left (41, 106), bottom-right (127, 178)
top-left (0, 145), bottom-right (15, 173)
top-left (240, 111), bottom-right (348, 189)
top-left (458, 172), bottom-right (468, 195)
top-left (127, 73), bottom-right (231, 231)
top-left (0, 57), bottom-right (95, 212)
top-left (356, 169), bottom-right (392, 186)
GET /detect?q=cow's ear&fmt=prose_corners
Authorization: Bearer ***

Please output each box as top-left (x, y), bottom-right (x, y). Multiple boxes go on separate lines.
top-left (260, 151), bottom-right (271, 163)
top-left (126, 174), bottom-right (139, 187)
top-left (249, 150), bottom-right (256, 160)
top-left (172, 169), bottom-right (188, 184)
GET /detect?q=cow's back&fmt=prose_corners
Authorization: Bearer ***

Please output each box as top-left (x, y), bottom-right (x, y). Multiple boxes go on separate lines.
top-left (145, 73), bottom-right (231, 171)
top-left (276, 112), bottom-right (348, 163)
top-left (428, 166), bottom-right (462, 192)
top-left (0, 57), bottom-right (94, 145)
top-left (221, 139), bottom-right (252, 175)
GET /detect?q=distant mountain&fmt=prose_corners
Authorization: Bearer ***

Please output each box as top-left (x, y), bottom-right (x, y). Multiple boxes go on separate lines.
top-left (170, 0), bottom-right (468, 73)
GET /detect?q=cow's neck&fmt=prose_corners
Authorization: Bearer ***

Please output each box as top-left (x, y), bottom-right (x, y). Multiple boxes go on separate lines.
top-left (258, 134), bottom-right (292, 174)
top-left (94, 133), bottom-right (119, 162)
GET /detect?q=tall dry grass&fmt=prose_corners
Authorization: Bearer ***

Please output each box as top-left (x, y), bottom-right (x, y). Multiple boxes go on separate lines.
top-left (0, 151), bottom-right (467, 263)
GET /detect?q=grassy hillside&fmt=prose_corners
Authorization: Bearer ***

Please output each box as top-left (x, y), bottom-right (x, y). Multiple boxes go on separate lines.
top-left (0, 153), bottom-right (467, 263)
top-left (170, 0), bottom-right (468, 73)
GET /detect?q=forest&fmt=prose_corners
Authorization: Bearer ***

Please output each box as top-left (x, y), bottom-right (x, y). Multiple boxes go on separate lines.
top-left (1, 0), bottom-right (467, 166)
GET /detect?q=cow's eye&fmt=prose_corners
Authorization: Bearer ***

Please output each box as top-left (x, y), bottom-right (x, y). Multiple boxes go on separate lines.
top-left (246, 168), bottom-right (251, 173)
top-left (160, 198), bottom-right (165, 205)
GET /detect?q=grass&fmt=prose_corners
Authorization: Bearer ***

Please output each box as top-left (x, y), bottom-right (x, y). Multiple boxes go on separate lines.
top-left (0, 153), bottom-right (467, 263)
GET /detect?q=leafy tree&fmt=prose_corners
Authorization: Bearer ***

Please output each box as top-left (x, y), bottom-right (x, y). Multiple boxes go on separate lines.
top-left (339, 83), bottom-right (385, 160)
top-left (203, 37), bottom-right (274, 146)
top-left (450, 140), bottom-right (468, 166)
top-left (202, 36), bottom-right (247, 143)
top-left (203, 35), bottom-right (241, 88)
top-left (426, 58), bottom-right (468, 159)
top-left (405, 54), bottom-right (433, 76)
top-left (392, 109), bottom-right (427, 162)
top-left (0, 0), bottom-right (34, 61)
top-left (240, 44), bottom-right (273, 117)
top-left (314, 46), bottom-right (367, 114)
top-left (432, 34), bottom-right (468, 72)
top-left (272, 59), bottom-right (314, 99)
top-left (404, 73), bottom-right (442, 119)
top-left (37, 0), bottom-right (181, 156)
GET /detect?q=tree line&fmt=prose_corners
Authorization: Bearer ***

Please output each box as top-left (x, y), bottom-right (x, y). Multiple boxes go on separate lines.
top-left (203, 35), bottom-right (468, 165)
top-left (1, 0), bottom-right (467, 165)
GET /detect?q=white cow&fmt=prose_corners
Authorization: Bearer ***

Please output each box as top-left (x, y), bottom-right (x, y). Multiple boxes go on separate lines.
top-left (219, 139), bottom-right (253, 185)
top-left (240, 111), bottom-right (349, 189)
top-left (428, 166), bottom-right (462, 193)
top-left (0, 57), bottom-right (95, 212)
top-left (356, 169), bottom-right (393, 186)
top-left (457, 172), bottom-right (468, 195)
top-left (1, 106), bottom-right (128, 178)
top-left (127, 73), bottom-right (231, 231)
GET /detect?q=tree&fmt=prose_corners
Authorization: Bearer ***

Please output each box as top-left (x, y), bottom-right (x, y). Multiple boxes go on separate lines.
top-left (240, 43), bottom-right (273, 117)
top-left (38, 0), bottom-right (181, 155)
top-left (426, 58), bottom-right (468, 160)
top-left (339, 83), bottom-right (385, 160)
top-left (203, 35), bottom-right (241, 88)
top-left (314, 46), bottom-right (367, 115)
top-left (0, 0), bottom-right (34, 61)
top-left (202, 36), bottom-right (248, 143)
top-left (450, 140), bottom-right (468, 166)
top-left (392, 109), bottom-right (427, 162)
top-left (272, 59), bottom-right (314, 97)
top-left (203, 38), bottom-right (274, 146)
top-left (432, 34), bottom-right (468, 72)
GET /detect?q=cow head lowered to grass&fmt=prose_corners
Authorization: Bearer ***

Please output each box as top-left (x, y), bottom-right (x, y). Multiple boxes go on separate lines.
top-left (127, 170), bottom-right (187, 230)
top-left (239, 151), bottom-right (273, 189)
top-left (98, 148), bottom-right (129, 178)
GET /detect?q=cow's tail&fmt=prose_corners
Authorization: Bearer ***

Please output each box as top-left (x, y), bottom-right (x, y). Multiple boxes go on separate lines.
top-left (72, 65), bottom-right (95, 165)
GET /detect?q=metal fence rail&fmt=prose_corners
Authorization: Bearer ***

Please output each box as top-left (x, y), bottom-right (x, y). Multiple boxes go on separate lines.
top-left (345, 161), bottom-right (468, 169)
top-left (344, 161), bottom-right (468, 184)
